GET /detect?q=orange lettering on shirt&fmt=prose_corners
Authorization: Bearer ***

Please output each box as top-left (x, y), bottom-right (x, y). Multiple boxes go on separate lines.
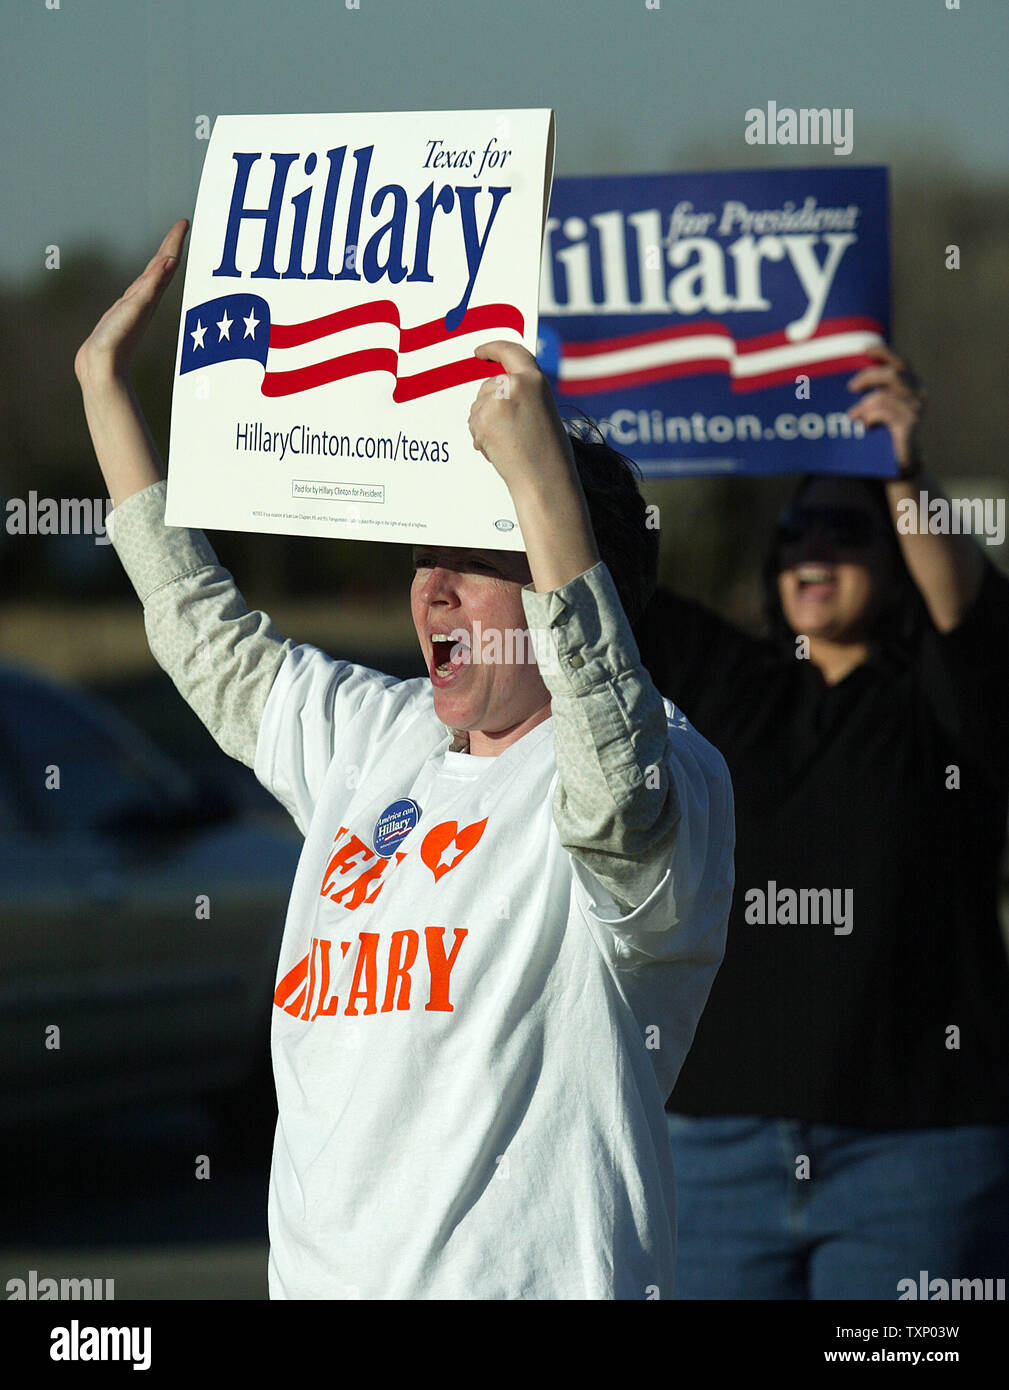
top-left (320, 828), bottom-right (409, 911)
top-left (311, 937), bottom-right (342, 1018)
top-left (319, 833), bottom-right (374, 898)
top-left (345, 932), bottom-right (381, 1016)
top-left (274, 952), bottom-right (309, 1016)
top-left (301, 936), bottom-right (321, 1020)
top-left (276, 929), bottom-right (469, 1022)
top-left (332, 850), bottom-right (407, 911)
top-left (424, 926), bottom-right (469, 1012)
top-left (381, 930), bottom-right (420, 1012)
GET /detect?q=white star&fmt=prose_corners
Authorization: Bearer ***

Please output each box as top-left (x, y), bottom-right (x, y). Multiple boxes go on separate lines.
top-left (216, 309), bottom-right (233, 341)
top-left (436, 841), bottom-right (466, 871)
top-left (243, 308), bottom-right (260, 340)
top-left (190, 319), bottom-right (207, 350)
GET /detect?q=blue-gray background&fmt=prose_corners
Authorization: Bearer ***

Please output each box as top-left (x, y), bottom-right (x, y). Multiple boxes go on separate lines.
top-left (4, 0), bottom-right (1008, 278)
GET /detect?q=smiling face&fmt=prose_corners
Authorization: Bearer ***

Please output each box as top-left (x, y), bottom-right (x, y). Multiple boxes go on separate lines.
top-left (775, 478), bottom-right (894, 643)
top-left (410, 546), bottom-right (552, 754)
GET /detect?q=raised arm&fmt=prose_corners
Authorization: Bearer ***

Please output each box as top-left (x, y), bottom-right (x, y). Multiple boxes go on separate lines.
top-left (467, 342), bottom-right (692, 914)
top-left (847, 344), bottom-right (985, 632)
top-left (74, 219), bottom-right (293, 769)
top-left (74, 219), bottom-right (189, 505)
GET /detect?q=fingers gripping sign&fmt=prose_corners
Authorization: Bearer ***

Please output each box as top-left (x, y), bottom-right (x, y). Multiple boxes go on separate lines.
top-left (845, 343), bottom-right (925, 474)
top-left (467, 340), bottom-right (576, 495)
top-left (467, 340), bottom-right (599, 595)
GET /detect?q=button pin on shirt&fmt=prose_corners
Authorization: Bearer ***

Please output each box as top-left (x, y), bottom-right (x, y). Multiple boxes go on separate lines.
top-left (372, 798), bottom-right (422, 858)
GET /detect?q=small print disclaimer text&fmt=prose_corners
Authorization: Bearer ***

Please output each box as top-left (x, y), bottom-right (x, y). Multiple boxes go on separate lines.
top-left (292, 480), bottom-right (385, 503)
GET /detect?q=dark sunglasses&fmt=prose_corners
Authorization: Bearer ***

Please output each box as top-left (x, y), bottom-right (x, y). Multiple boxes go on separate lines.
top-left (775, 506), bottom-right (880, 551)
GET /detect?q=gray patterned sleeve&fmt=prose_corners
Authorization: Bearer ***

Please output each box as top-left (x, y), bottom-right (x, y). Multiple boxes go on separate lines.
top-left (107, 479), bottom-right (295, 769)
top-left (520, 562), bottom-right (682, 915)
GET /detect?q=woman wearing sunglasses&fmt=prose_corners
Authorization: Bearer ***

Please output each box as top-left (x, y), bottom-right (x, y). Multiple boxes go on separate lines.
top-left (637, 345), bottom-right (1009, 1299)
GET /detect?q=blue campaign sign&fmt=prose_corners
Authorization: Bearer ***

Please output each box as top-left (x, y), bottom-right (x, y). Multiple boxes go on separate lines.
top-left (538, 167), bottom-right (895, 478)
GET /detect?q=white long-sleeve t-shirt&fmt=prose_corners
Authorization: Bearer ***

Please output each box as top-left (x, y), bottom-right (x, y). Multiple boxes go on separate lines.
top-left (108, 480), bottom-right (734, 1300)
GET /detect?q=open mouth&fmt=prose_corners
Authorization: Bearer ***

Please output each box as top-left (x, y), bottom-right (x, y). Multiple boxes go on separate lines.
top-left (795, 564), bottom-right (837, 597)
top-left (430, 631), bottom-right (471, 681)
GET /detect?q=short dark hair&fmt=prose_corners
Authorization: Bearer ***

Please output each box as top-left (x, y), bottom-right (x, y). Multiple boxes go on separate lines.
top-left (564, 415), bottom-right (659, 630)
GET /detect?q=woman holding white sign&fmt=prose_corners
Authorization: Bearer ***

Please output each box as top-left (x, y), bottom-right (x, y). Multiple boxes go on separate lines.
top-left (74, 219), bottom-right (734, 1301)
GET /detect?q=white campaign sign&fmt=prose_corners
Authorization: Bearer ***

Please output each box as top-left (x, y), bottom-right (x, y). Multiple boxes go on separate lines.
top-left (166, 110), bottom-right (555, 549)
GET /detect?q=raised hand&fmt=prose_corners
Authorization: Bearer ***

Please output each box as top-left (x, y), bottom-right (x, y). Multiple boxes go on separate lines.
top-left (468, 340), bottom-right (575, 492)
top-left (468, 340), bottom-right (599, 595)
top-left (74, 219), bottom-right (189, 388)
top-left (74, 219), bottom-right (189, 506)
top-left (846, 343), bottom-right (924, 476)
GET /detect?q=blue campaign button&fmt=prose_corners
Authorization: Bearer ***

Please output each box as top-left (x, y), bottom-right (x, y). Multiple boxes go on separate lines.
top-left (373, 798), bottom-right (421, 857)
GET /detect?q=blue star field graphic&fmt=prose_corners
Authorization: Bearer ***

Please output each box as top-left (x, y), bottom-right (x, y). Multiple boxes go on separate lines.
top-left (180, 295), bottom-right (272, 375)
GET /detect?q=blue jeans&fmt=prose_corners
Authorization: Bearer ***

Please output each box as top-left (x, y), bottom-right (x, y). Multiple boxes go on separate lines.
top-left (666, 1113), bottom-right (1009, 1299)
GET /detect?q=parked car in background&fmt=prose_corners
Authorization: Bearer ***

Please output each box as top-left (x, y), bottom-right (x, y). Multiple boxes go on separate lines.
top-left (0, 663), bottom-right (301, 1127)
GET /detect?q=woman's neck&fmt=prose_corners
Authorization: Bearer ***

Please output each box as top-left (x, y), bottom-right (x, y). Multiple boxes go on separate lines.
top-left (807, 637), bottom-right (870, 686)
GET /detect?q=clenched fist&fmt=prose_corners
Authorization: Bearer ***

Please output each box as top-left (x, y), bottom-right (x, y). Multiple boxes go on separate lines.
top-left (467, 341), bottom-right (576, 497)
